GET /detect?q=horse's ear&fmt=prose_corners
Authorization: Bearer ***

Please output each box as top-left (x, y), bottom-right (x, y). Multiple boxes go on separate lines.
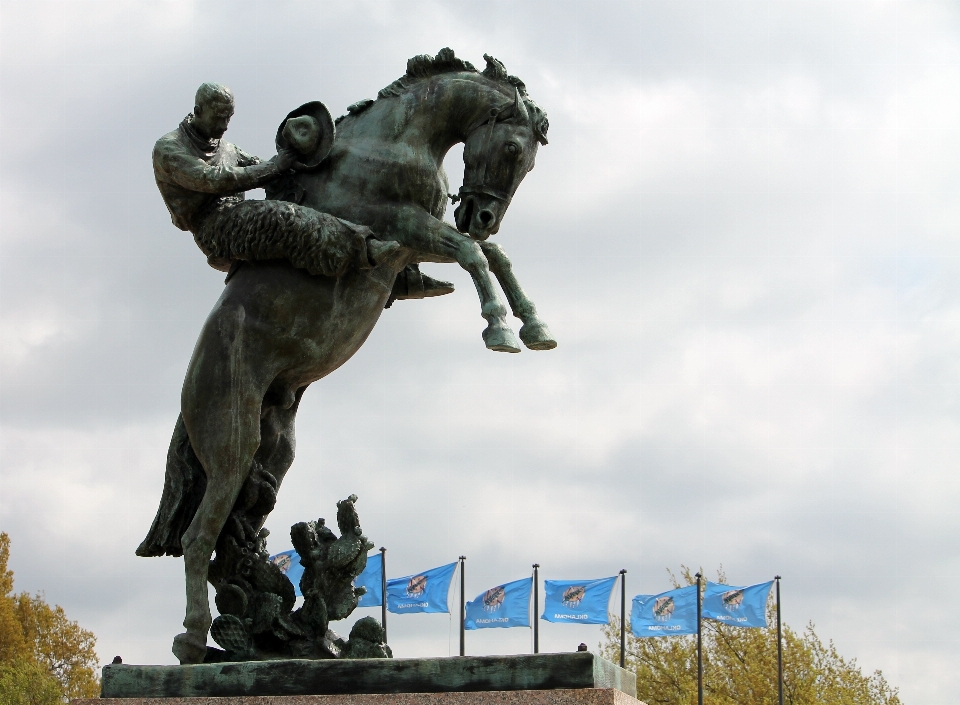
top-left (514, 88), bottom-right (530, 124)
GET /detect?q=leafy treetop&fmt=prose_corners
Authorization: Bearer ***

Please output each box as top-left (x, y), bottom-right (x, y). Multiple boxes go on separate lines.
top-left (0, 533), bottom-right (100, 703)
top-left (599, 566), bottom-right (900, 705)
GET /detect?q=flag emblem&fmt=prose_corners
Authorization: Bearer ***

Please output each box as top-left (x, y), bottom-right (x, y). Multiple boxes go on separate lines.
top-left (653, 596), bottom-right (675, 621)
top-left (483, 586), bottom-right (506, 612)
top-left (722, 589), bottom-right (744, 612)
top-left (543, 577), bottom-right (617, 625)
top-left (270, 553), bottom-right (292, 573)
top-left (267, 550), bottom-right (304, 596)
top-left (562, 585), bottom-right (586, 608)
top-left (387, 563), bottom-right (457, 615)
top-left (406, 574), bottom-right (427, 597)
top-left (701, 580), bottom-right (773, 629)
top-left (631, 586), bottom-right (699, 637)
top-left (465, 577), bottom-right (532, 629)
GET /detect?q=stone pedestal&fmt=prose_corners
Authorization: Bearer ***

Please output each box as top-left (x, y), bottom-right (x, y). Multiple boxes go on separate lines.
top-left (88, 653), bottom-right (638, 702)
top-left (77, 689), bottom-right (645, 705)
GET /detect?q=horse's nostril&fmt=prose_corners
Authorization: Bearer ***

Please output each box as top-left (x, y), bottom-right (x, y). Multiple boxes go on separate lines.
top-left (478, 209), bottom-right (495, 227)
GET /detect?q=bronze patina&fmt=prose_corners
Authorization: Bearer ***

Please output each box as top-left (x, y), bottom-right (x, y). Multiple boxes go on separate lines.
top-left (139, 49), bottom-right (553, 665)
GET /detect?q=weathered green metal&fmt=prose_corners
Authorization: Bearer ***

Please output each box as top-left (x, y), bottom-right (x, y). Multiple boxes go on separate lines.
top-left (138, 48), bottom-right (555, 665)
top-left (100, 653), bottom-right (637, 699)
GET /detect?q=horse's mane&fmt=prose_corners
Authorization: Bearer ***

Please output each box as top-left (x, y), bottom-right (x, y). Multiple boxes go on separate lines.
top-left (338, 48), bottom-right (549, 145)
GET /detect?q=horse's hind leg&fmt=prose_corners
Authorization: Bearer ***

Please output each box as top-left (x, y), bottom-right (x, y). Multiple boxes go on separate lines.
top-left (172, 306), bottom-right (267, 664)
top-left (244, 385), bottom-right (305, 537)
top-left (479, 242), bottom-right (557, 350)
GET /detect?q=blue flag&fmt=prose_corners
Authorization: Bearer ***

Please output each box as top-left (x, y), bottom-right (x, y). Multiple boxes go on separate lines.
top-left (702, 580), bottom-right (773, 628)
top-left (464, 577), bottom-right (532, 630)
top-left (270, 549), bottom-right (384, 604)
top-left (541, 576), bottom-right (617, 624)
top-left (386, 562), bottom-right (457, 614)
top-left (268, 549), bottom-right (304, 597)
top-left (631, 585), bottom-right (699, 637)
top-left (354, 552), bottom-right (383, 607)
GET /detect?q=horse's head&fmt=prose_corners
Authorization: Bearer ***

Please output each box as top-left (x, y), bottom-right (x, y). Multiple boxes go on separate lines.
top-left (455, 87), bottom-right (548, 240)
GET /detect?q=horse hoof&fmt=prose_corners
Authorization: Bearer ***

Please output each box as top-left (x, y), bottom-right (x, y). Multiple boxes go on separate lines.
top-left (172, 631), bottom-right (207, 665)
top-left (520, 321), bottom-right (558, 351)
top-left (483, 323), bottom-right (521, 353)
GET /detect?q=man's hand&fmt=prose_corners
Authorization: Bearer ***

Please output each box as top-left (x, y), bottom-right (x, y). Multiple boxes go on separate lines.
top-left (274, 147), bottom-right (298, 172)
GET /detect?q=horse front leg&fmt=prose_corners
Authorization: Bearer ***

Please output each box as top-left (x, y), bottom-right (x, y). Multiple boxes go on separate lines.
top-left (364, 205), bottom-right (520, 352)
top-left (479, 242), bottom-right (557, 350)
top-left (455, 238), bottom-right (521, 352)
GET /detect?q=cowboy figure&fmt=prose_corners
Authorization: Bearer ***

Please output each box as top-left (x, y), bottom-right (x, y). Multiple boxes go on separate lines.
top-left (153, 82), bottom-right (451, 300)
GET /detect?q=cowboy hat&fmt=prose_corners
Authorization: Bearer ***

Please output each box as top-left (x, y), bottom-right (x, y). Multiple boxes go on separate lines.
top-left (275, 101), bottom-right (335, 169)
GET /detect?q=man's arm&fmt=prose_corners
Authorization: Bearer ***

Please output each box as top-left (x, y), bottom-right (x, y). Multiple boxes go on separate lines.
top-left (235, 148), bottom-right (262, 168)
top-left (153, 139), bottom-right (280, 194)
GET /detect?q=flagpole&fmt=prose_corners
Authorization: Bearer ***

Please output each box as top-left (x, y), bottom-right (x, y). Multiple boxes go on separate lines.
top-left (459, 556), bottom-right (466, 657)
top-left (380, 547), bottom-right (387, 644)
top-left (695, 572), bottom-right (703, 705)
top-left (619, 569), bottom-right (627, 668)
top-left (776, 575), bottom-right (783, 705)
top-left (533, 563), bottom-right (540, 654)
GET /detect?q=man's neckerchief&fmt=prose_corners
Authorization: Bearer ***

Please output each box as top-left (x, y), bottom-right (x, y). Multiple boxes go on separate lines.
top-left (179, 113), bottom-right (221, 159)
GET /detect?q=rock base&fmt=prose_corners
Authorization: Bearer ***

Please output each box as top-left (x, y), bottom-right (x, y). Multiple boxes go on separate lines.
top-left (96, 653), bottom-right (636, 699)
top-left (76, 688), bottom-right (644, 705)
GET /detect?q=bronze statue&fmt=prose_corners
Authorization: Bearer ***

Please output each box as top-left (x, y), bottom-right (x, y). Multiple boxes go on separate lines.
top-left (280, 49), bottom-right (555, 352)
top-left (153, 82), bottom-right (451, 296)
top-left (139, 49), bottom-right (553, 664)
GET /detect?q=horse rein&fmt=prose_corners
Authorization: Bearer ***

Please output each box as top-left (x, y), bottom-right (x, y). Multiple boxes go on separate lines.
top-left (455, 102), bottom-right (518, 206)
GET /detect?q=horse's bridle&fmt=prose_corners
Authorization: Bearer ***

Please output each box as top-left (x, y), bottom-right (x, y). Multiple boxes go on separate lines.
top-left (454, 102), bottom-right (520, 206)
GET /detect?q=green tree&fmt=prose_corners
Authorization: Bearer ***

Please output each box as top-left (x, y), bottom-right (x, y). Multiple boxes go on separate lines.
top-left (0, 533), bottom-right (100, 702)
top-left (0, 657), bottom-right (62, 705)
top-left (0, 536), bottom-right (28, 665)
top-left (600, 567), bottom-right (900, 705)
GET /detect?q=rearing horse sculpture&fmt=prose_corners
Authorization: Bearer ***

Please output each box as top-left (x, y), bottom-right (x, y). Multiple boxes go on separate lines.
top-left (138, 48), bottom-right (553, 664)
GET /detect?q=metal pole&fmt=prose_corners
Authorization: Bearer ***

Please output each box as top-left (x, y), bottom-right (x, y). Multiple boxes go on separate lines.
top-left (776, 575), bottom-right (783, 705)
top-left (619, 569), bottom-right (627, 668)
top-left (533, 564), bottom-right (540, 654)
top-left (695, 572), bottom-right (703, 705)
top-left (380, 547), bottom-right (387, 644)
top-left (459, 556), bottom-right (466, 656)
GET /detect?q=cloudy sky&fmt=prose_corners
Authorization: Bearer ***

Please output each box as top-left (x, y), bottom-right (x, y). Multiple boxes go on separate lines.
top-left (1, 0), bottom-right (958, 701)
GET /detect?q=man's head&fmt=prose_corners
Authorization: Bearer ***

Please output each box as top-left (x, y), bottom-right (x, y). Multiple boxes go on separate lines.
top-left (193, 82), bottom-right (235, 140)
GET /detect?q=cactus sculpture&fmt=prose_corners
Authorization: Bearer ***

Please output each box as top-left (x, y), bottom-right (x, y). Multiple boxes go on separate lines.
top-left (205, 493), bottom-right (388, 662)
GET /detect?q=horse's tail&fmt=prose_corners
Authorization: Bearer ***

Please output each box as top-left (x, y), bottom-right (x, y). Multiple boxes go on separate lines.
top-left (136, 413), bottom-right (207, 558)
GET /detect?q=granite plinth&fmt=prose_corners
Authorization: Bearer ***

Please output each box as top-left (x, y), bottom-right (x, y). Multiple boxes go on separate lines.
top-left (99, 654), bottom-right (636, 699)
top-left (77, 688), bottom-right (645, 705)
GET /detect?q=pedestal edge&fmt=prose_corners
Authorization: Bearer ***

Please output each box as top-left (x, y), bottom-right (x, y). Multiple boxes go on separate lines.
top-left (74, 687), bottom-right (646, 705)
top-left (100, 653), bottom-right (638, 699)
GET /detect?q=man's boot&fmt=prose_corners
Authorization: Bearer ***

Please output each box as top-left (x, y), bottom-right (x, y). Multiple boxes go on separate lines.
top-left (386, 264), bottom-right (455, 308)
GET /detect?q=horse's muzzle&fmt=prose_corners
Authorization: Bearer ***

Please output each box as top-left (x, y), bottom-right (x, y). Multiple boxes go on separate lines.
top-left (454, 193), bottom-right (501, 240)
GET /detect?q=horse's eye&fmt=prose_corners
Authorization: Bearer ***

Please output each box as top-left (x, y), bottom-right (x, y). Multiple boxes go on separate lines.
top-left (505, 142), bottom-right (521, 156)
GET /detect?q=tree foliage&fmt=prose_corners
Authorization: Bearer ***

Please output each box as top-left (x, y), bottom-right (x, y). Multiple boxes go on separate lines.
top-left (599, 567), bottom-right (900, 705)
top-left (0, 657), bottom-right (62, 705)
top-left (0, 533), bottom-right (100, 702)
